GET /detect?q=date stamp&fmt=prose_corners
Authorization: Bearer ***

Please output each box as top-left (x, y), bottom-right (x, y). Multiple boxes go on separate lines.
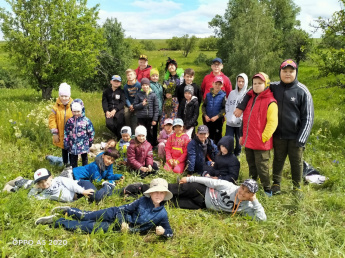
top-left (12, 239), bottom-right (67, 246)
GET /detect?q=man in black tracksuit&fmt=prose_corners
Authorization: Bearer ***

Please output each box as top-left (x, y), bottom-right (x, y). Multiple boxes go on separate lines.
top-left (102, 75), bottom-right (126, 139)
top-left (236, 59), bottom-right (314, 194)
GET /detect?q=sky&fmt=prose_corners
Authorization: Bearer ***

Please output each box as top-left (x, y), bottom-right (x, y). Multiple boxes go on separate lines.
top-left (0, 0), bottom-right (343, 39)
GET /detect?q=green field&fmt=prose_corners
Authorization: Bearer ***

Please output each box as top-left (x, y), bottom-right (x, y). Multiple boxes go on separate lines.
top-left (0, 42), bottom-right (345, 257)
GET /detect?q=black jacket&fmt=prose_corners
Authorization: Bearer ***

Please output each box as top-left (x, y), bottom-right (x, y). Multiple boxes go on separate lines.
top-left (133, 90), bottom-right (159, 121)
top-left (102, 87), bottom-right (125, 113)
top-left (237, 79), bottom-right (314, 147)
top-left (177, 96), bottom-right (199, 129)
top-left (176, 82), bottom-right (202, 106)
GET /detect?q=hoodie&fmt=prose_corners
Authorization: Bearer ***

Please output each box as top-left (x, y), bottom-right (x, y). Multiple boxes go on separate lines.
top-left (225, 73), bottom-right (248, 127)
top-left (64, 99), bottom-right (95, 155)
top-left (209, 136), bottom-right (240, 183)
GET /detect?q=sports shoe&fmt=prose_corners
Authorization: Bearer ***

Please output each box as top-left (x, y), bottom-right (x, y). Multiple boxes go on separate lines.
top-left (271, 184), bottom-right (281, 195)
top-left (264, 190), bottom-right (272, 197)
top-left (35, 215), bottom-right (58, 225)
top-left (3, 184), bottom-right (14, 193)
top-left (51, 206), bottom-right (71, 214)
top-left (15, 179), bottom-right (34, 189)
top-left (60, 166), bottom-right (73, 179)
top-left (123, 182), bottom-right (143, 196)
top-left (6, 176), bottom-right (23, 187)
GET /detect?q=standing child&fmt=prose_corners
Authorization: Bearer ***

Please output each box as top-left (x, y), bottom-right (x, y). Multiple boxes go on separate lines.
top-left (177, 85), bottom-right (199, 139)
top-left (202, 76), bottom-right (226, 144)
top-left (64, 99), bottom-right (95, 168)
top-left (204, 135), bottom-right (240, 183)
top-left (225, 73), bottom-right (248, 156)
top-left (133, 78), bottom-right (159, 146)
top-left (116, 126), bottom-right (132, 163)
top-left (164, 119), bottom-right (190, 174)
top-left (127, 125), bottom-right (159, 178)
top-left (48, 83), bottom-right (73, 166)
top-left (176, 68), bottom-right (202, 106)
top-left (240, 73), bottom-right (278, 196)
top-left (35, 178), bottom-right (174, 238)
top-left (124, 69), bottom-right (141, 133)
top-left (102, 75), bottom-right (125, 140)
top-left (235, 60), bottom-right (314, 195)
top-left (157, 118), bottom-right (174, 159)
top-left (150, 68), bottom-right (164, 146)
top-left (134, 54), bottom-right (152, 82)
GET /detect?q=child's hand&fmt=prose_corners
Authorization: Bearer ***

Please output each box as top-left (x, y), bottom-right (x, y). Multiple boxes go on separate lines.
top-left (204, 115), bottom-right (210, 122)
top-left (212, 176), bottom-right (218, 179)
top-left (248, 193), bottom-right (257, 202)
top-left (239, 137), bottom-right (243, 145)
top-left (233, 108), bottom-right (243, 118)
top-left (110, 110), bottom-right (116, 117)
top-left (148, 165), bottom-right (152, 172)
top-left (105, 111), bottom-right (111, 118)
top-left (166, 93), bottom-right (172, 99)
top-left (204, 174), bottom-right (210, 178)
top-left (129, 105), bottom-right (134, 112)
top-left (140, 167), bottom-right (148, 172)
top-left (179, 177), bottom-right (188, 184)
top-left (168, 159), bottom-right (174, 166)
top-left (211, 116), bottom-right (219, 122)
top-left (53, 135), bottom-right (59, 143)
top-left (152, 121), bottom-right (157, 126)
top-left (143, 99), bottom-right (147, 106)
top-left (156, 226), bottom-right (165, 235)
top-left (82, 189), bottom-right (95, 198)
top-left (121, 222), bottom-right (129, 232)
top-left (210, 162), bottom-right (215, 167)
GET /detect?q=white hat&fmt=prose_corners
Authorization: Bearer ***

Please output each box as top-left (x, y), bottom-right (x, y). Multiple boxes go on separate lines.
top-left (143, 178), bottom-right (173, 201)
top-left (71, 102), bottom-right (82, 112)
top-left (135, 125), bottom-right (147, 137)
top-left (59, 83), bottom-right (71, 97)
top-left (34, 168), bottom-right (51, 183)
top-left (121, 126), bottom-right (132, 136)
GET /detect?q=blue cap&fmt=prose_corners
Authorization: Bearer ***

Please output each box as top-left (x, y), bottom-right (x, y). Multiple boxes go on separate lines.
top-left (111, 75), bottom-right (122, 81)
top-left (172, 118), bottom-right (184, 127)
top-left (212, 58), bottom-right (223, 64)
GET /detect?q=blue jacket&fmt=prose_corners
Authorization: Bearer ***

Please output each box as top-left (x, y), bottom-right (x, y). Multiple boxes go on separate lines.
top-left (187, 137), bottom-right (218, 175)
top-left (203, 89), bottom-right (226, 118)
top-left (73, 153), bottom-right (122, 184)
top-left (117, 196), bottom-right (173, 237)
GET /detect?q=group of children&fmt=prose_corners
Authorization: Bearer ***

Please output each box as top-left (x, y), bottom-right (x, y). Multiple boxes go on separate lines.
top-left (3, 56), bottom-right (314, 237)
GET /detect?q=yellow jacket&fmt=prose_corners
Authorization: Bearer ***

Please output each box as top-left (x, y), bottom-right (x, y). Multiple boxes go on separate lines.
top-left (48, 98), bottom-right (73, 149)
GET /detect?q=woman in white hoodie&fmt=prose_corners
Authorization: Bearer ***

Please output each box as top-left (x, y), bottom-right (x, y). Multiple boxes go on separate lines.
top-left (225, 73), bottom-right (248, 156)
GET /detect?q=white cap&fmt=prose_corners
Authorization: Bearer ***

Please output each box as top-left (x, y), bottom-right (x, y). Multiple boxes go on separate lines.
top-left (34, 168), bottom-right (51, 183)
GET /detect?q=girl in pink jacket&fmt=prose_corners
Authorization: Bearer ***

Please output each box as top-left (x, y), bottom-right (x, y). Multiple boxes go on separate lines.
top-left (164, 119), bottom-right (190, 174)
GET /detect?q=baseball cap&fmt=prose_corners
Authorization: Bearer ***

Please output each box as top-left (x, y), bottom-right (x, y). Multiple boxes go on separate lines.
top-left (197, 125), bottom-right (209, 134)
top-left (280, 59), bottom-right (297, 70)
top-left (34, 168), bottom-right (51, 183)
top-left (242, 179), bottom-right (259, 193)
top-left (173, 118), bottom-right (184, 127)
top-left (164, 118), bottom-right (173, 125)
top-left (212, 57), bottom-right (223, 64)
top-left (111, 75), bottom-right (122, 81)
top-left (139, 54), bottom-right (148, 61)
top-left (213, 76), bottom-right (224, 84)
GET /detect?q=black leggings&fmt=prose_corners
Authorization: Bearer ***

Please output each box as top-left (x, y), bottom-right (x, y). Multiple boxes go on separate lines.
top-left (70, 153), bottom-right (88, 168)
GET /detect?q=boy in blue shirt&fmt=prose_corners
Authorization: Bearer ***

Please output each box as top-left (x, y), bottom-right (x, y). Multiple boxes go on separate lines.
top-left (124, 69), bottom-right (141, 133)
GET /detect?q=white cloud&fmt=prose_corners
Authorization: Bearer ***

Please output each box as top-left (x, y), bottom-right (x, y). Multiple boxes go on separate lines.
top-left (131, 0), bottom-right (182, 12)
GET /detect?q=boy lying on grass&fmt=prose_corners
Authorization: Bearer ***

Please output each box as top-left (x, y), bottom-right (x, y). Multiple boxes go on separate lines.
top-left (35, 178), bottom-right (173, 237)
top-left (122, 178), bottom-right (266, 221)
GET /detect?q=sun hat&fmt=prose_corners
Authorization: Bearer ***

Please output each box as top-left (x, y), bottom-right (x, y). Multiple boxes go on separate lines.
top-left (143, 178), bottom-right (173, 200)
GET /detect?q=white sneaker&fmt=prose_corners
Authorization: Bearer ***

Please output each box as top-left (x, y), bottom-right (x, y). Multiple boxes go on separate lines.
top-left (60, 167), bottom-right (73, 179)
top-left (35, 215), bottom-right (58, 225)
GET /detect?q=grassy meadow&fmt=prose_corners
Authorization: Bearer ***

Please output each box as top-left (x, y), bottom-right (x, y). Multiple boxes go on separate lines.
top-left (0, 40), bottom-right (345, 257)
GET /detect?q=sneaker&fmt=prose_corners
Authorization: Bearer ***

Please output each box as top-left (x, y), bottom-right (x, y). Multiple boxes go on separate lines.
top-left (15, 179), bottom-right (33, 189)
top-left (123, 182), bottom-right (143, 196)
top-left (102, 181), bottom-right (115, 190)
top-left (60, 166), bottom-right (73, 179)
top-left (271, 184), bottom-right (281, 195)
top-left (35, 215), bottom-right (58, 225)
top-left (264, 190), bottom-right (272, 197)
top-left (51, 206), bottom-right (71, 214)
top-left (2, 184), bottom-right (14, 193)
top-left (6, 176), bottom-right (23, 187)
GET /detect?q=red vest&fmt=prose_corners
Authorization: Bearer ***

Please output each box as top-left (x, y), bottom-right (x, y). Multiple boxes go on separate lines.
top-left (242, 88), bottom-right (276, 150)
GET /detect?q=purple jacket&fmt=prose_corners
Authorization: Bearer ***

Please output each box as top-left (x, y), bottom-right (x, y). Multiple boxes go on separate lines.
top-left (127, 139), bottom-right (153, 170)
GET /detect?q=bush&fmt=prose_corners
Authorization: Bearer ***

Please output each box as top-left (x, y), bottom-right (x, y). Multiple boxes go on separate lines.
top-left (140, 40), bottom-right (156, 51)
top-left (194, 53), bottom-right (213, 66)
top-left (0, 67), bottom-right (18, 88)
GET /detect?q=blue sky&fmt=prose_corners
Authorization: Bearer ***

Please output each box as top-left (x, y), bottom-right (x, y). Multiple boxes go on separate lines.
top-left (0, 0), bottom-right (343, 39)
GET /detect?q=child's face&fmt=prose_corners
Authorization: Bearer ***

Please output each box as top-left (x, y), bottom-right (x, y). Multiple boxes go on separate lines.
top-left (213, 81), bottom-right (223, 91)
top-left (184, 74), bottom-right (194, 84)
top-left (184, 92), bottom-right (192, 100)
top-left (197, 132), bottom-right (208, 143)
top-left (36, 176), bottom-right (53, 190)
top-left (220, 145), bottom-right (228, 155)
top-left (211, 62), bottom-right (223, 73)
top-left (72, 110), bottom-right (82, 117)
top-left (126, 72), bottom-right (136, 81)
top-left (164, 124), bottom-right (173, 133)
top-left (103, 154), bottom-right (115, 166)
top-left (110, 80), bottom-right (121, 89)
top-left (237, 185), bottom-right (255, 201)
top-left (168, 64), bottom-right (176, 73)
top-left (173, 125), bottom-right (183, 135)
top-left (138, 59), bottom-right (148, 70)
top-left (121, 133), bottom-right (131, 142)
top-left (151, 73), bottom-right (159, 82)
top-left (59, 95), bottom-right (70, 105)
top-left (237, 77), bottom-right (245, 90)
top-left (106, 140), bottom-right (116, 149)
top-left (142, 84), bottom-right (150, 93)
top-left (253, 78), bottom-right (266, 94)
top-left (150, 191), bottom-right (166, 206)
top-left (137, 134), bottom-right (146, 143)
top-left (280, 67), bottom-right (296, 84)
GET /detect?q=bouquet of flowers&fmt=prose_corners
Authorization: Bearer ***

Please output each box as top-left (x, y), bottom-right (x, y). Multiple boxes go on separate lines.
top-left (163, 80), bottom-right (176, 115)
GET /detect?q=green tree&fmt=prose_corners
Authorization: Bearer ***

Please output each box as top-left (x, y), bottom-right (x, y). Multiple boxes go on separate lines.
top-left (181, 34), bottom-right (198, 57)
top-left (166, 37), bottom-right (182, 50)
top-left (199, 36), bottom-right (219, 50)
top-left (81, 18), bottom-right (132, 91)
top-left (140, 40), bottom-right (156, 51)
top-left (0, 0), bottom-right (104, 99)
